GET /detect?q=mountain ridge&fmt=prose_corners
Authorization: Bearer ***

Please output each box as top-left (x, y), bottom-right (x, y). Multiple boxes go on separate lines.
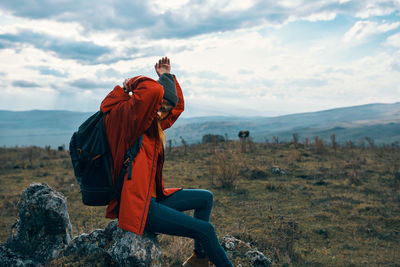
top-left (1, 102), bottom-right (399, 147)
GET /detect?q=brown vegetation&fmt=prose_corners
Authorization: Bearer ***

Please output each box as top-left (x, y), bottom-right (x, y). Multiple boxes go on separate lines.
top-left (0, 136), bottom-right (399, 266)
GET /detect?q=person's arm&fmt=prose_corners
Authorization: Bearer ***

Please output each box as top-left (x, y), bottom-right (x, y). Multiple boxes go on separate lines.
top-left (106, 76), bottom-right (164, 146)
top-left (154, 57), bottom-right (184, 129)
top-left (160, 75), bottom-right (184, 130)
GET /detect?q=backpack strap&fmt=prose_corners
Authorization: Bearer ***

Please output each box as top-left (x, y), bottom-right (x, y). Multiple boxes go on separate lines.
top-left (125, 135), bottom-right (143, 180)
top-left (112, 135), bottom-right (143, 201)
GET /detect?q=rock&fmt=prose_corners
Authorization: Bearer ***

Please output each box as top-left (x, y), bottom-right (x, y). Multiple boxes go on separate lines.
top-left (271, 166), bottom-right (287, 175)
top-left (4, 182), bottom-right (72, 265)
top-left (202, 134), bottom-right (225, 143)
top-left (1, 183), bottom-right (161, 267)
top-left (109, 223), bottom-right (161, 266)
top-left (221, 235), bottom-right (272, 267)
top-left (56, 221), bottom-right (161, 266)
top-left (0, 246), bottom-right (37, 267)
top-left (245, 250), bottom-right (272, 267)
top-left (3, 183), bottom-right (271, 266)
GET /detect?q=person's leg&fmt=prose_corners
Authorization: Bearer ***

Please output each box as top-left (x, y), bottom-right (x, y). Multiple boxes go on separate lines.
top-left (144, 197), bottom-right (233, 267)
top-left (158, 189), bottom-right (213, 257)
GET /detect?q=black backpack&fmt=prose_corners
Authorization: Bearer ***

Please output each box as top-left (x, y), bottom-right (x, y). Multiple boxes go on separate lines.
top-left (69, 111), bottom-right (142, 206)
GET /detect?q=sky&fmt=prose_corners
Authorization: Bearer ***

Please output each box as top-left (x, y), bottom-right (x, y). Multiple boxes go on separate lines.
top-left (0, 0), bottom-right (399, 117)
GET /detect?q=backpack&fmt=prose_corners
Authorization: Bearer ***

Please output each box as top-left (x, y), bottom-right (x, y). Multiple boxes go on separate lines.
top-left (69, 111), bottom-right (142, 206)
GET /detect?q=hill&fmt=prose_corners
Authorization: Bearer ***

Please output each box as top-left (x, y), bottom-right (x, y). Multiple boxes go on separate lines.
top-left (168, 102), bottom-right (400, 144)
top-left (1, 102), bottom-right (400, 147)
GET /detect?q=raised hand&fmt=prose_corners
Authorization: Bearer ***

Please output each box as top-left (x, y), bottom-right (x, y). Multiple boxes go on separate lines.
top-left (155, 57), bottom-right (171, 77)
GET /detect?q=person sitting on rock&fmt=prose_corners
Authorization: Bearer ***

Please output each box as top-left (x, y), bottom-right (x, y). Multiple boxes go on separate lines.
top-left (100, 57), bottom-right (233, 267)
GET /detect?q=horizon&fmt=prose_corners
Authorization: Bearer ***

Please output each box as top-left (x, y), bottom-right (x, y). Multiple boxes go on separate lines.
top-left (0, 1), bottom-right (400, 117)
top-left (1, 100), bottom-right (399, 119)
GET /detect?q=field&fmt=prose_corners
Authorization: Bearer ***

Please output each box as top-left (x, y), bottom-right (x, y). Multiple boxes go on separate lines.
top-left (0, 138), bottom-right (399, 266)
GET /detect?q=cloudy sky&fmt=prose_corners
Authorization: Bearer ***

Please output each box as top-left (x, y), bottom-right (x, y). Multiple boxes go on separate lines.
top-left (0, 0), bottom-right (399, 117)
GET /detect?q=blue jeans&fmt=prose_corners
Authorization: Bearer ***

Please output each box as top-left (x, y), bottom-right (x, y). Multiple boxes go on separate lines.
top-left (144, 189), bottom-right (233, 267)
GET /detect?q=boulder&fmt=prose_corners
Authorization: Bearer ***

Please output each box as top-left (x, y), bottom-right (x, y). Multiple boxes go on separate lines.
top-left (4, 182), bottom-right (72, 265)
top-left (0, 183), bottom-right (161, 267)
top-left (0, 246), bottom-right (37, 267)
top-left (55, 221), bottom-right (161, 266)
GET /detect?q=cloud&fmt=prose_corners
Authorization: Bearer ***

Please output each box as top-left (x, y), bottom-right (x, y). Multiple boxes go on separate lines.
top-left (1, 1), bottom-right (400, 117)
top-left (354, 0), bottom-right (400, 18)
top-left (392, 60), bottom-right (400, 71)
top-left (0, 1), bottom-right (158, 34)
top-left (68, 79), bottom-right (114, 89)
top-left (0, 87), bottom-right (59, 111)
top-left (1, 0), bottom-right (399, 40)
top-left (195, 71), bottom-right (226, 80)
top-left (95, 68), bottom-right (122, 79)
top-left (343, 20), bottom-right (400, 42)
top-left (0, 30), bottom-right (111, 64)
top-left (391, 52), bottom-right (400, 71)
top-left (386, 32), bottom-right (400, 47)
top-left (12, 80), bottom-right (40, 88)
top-left (30, 66), bottom-right (68, 78)
top-left (289, 78), bottom-right (328, 88)
top-left (238, 69), bottom-right (254, 75)
top-left (0, 1), bottom-right (86, 19)
top-left (0, 41), bottom-right (7, 49)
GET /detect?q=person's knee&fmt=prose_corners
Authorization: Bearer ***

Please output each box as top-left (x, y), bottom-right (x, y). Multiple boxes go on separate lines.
top-left (204, 190), bottom-right (214, 207)
top-left (200, 221), bottom-right (216, 237)
top-left (193, 221), bottom-right (218, 248)
top-left (194, 220), bottom-right (215, 236)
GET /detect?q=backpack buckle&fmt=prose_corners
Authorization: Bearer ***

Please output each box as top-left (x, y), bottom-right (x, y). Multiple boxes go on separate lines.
top-left (123, 157), bottom-right (130, 167)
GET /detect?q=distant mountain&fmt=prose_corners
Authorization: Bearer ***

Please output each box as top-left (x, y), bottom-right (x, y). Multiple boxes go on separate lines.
top-left (1, 102), bottom-right (399, 148)
top-left (0, 110), bottom-right (92, 148)
top-left (167, 102), bottom-right (400, 144)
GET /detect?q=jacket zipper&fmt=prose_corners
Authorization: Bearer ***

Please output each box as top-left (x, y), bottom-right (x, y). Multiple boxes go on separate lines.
top-left (139, 127), bottom-right (157, 233)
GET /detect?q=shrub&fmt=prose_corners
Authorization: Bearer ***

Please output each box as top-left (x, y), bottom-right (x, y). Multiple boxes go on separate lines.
top-left (331, 133), bottom-right (337, 151)
top-left (211, 150), bottom-right (240, 188)
top-left (365, 136), bottom-right (375, 148)
top-left (305, 137), bottom-right (310, 147)
top-left (292, 133), bottom-right (299, 148)
top-left (314, 136), bottom-right (326, 154)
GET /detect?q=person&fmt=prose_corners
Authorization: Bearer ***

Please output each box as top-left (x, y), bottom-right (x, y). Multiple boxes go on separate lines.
top-left (100, 57), bottom-right (233, 267)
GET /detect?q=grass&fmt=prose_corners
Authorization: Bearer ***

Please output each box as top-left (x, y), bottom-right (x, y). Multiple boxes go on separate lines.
top-left (0, 140), bottom-right (399, 266)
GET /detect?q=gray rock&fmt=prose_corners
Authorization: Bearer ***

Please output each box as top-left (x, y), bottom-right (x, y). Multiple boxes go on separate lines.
top-left (1, 182), bottom-right (162, 267)
top-left (222, 235), bottom-right (272, 267)
top-left (4, 182), bottom-right (72, 265)
top-left (245, 250), bottom-right (273, 267)
top-left (58, 221), bottom-right (161, 266)
top-left (0, 246), bottom-right (38, 267)
top-left (4, 183), bottom-right (270, 266)
top-left (271, 166), bottom-right (287, 175)
top-left (109, 222), bottom-right (162, 266)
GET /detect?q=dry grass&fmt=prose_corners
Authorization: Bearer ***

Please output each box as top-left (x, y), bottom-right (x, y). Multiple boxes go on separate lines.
top-left (0, 140), bottom-right (399, 266)
top-left (211, 149), bottom-right (241, 188)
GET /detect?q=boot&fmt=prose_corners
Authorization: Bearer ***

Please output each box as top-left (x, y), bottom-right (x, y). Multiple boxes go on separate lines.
top-left (182, 251), bottom-right (213, 267)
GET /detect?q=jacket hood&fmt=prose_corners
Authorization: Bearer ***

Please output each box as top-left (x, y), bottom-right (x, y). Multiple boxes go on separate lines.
top-left (100, 76), bottom-right (143, 113)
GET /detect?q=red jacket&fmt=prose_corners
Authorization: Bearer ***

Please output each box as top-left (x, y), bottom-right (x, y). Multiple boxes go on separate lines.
top-left (100, 75), bottom-right (184, 235)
